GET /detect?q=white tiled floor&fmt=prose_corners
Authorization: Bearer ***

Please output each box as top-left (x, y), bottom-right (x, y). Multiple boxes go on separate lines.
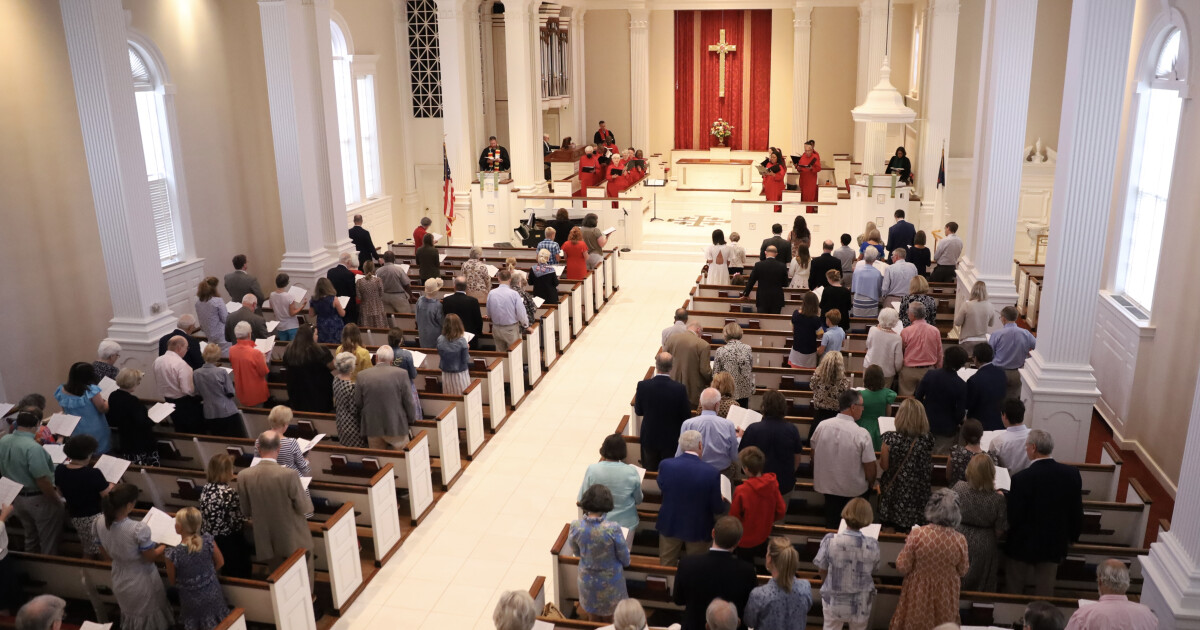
top-left (334, 258), bottom-right (703, 630)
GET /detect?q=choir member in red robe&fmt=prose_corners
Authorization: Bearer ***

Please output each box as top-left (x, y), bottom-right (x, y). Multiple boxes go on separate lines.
top-left (761, 152), bottom-right (786, 213)
top-left (578, 145), bottom-right (601, 189)
top-left (606, 150), bottom-right (632, 199)
top-left (794, 139), bottom-right (821, 213)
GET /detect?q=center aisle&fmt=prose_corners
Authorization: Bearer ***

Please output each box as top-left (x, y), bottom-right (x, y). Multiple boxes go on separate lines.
top-left (334, 259), bottom-right (703, 630)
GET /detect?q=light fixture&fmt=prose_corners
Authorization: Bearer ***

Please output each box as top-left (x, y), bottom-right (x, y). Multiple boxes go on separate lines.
top-left (851, 0), bottom-right (916, 124)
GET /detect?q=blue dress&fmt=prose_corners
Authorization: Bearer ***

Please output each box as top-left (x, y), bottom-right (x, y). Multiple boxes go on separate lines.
top-left (54, 384), bottom-right (111, 454)
top-left (311, 296), bottom-right (344, 344)
top-left (165, 534), bottom-right (230, 630)
top-left (567, 516), bottom-right (630, 616)
top-left (744, 577), bottom-right (813, 630)
top-left (577, 461), bottom-right (643, 529)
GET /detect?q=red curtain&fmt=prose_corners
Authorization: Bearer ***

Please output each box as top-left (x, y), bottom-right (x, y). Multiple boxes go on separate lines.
top-left (674, 12), bottom-right (696, 149)
top-left (747, 10), bottom-right (772, 151)
top-left (698, 11), bottom-right (744, 149)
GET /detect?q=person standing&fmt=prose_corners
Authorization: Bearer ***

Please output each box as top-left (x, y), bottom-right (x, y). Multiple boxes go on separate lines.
top-left (309, 278), bottom-right (346, 344)
top-left (991, 306), bottom-right (1038, 399)
top-left (742, 246), bottom-right (789, 314)
top-left (761, 153), bottom-right (785, 212)
top-left (0, 412), bottom-right (65, 555)
top-left (224, 294), bottom-right (268, 342)
top-left (442, 277), bottom-right (483, 350)
top-left (914, 345), bottom-right (969, 453)
top-left (200, 454), bottom-right (251, 578)
top-left (356, 260), bottom-right (387, 328)
top-left (355, 346), bottom-right (418, 450)
top-left (908, 230), bottom-right (932, 277)
top-left (886, 209), bottom-right (916, 255)
top-left (487, 269), bottom-right (530, 353)
top-left (809, 240), bottom-right (841, 291)
top-left (55, 362), bottom-right (112, 454)
top-left (416, 278), bottom-right (445, 349)
top-left (376, 251), bottom-right (414, 314)
top-left (326, 252), bottom-right (360, 325)
top-left (478, 136), bottom-right (511, 172)
top-left (229, 321), bottom-right (270, 408)
top-left (712, 322), bottom-right (753, 408)
top-left (889, 489), bottom-right (970, 630)
top-left (953, 453), bottom-right (1008, 592)
top-left (223, 254), bottom-right (266, 314)
top-left (268, 274), bottom-right (306, 342)
top-left (656, 430), bottom-right (726, 567)
top-left (789, 293), bottom-right (823, 369)
top-left (156, 317), bottom-right (204, 369)
top-left (739, 391), bottom-right (804, 495)
top-left (759, 224), bottom-right (792, 262)
top-left (966, 343), bottom-right (1008, 431)
top-left (577, 436), bottom-right (643, 530)
top-left (412, 216), bottom-right (432, 255)
top-left (348, 213), bottom-right (382, 269)
top-left (821, 270), bottom-right (854, 333)
top-left (593, 120), bottom-right (616, 146)
top-left (810, 390), bottom-right (877, 529)
top-left (164, 508), bottom-right (230, 630)
top-left (107, 369), bottom-right (163, 460)
top-left (729, 448), bottom-right (787, 565)
top-left (634, 353), bottom-right (692, 472)
top-left (885, 147), bottom-right (912, 184)
top-left (1005, 429), bottom-right (1083, 597)
top-left (794, 140), bottom-right (821, 212)
top-left (814, 498), bottom-right (881, 630)
top-left (1064, 560), bottom-right (1157, 630)
top-left (437, 314), bottom-right (472, 396)
top-left (673, 516), bottom-right (758, 630)
top-left (55, 435), bottom-right (112, 559)
top-left (281, 324), bottom-right (335, 413)
top-left (578, 146), bottom-right (602, 188)
top-left (331, 353), bottom-right (366, 448)
top-left (536, 227), bottom-right (561, 264)
top-left (898, 302), bottom-right (942, 396)
top-left (930, 221), bottom-right (962, 283)
top-left (663, 323), bottom-right (713, 408)
top-left (676, 389), bottom-right (740, 479)
top-left (988, 399), bottom-right (1034, 474)
top-left (95, 484), bottom-right (173, 630)
top-left (705, 229), bottom-right (731, 286)
top-left (562, 227), bottom-right (589, 280)
top-left (237, 433), bottom-right (315, 585)
top-left (568, 485), bottom-right (631, 623)
top-left (880, 247), bottom-right (918, 310)
top-left (744, 537), bottom-right (813, 630)
top-left (878, 399), bottom-right (935, 530)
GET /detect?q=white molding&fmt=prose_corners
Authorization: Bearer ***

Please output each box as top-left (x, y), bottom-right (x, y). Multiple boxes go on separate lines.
top-left (350, 54), bottom-right (379, 76)
top-left (162, 257), bottom-right (207, 319)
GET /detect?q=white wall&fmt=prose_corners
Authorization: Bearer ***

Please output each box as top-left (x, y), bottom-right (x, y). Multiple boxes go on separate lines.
top-left (584, 10), bottom-right (632, 146)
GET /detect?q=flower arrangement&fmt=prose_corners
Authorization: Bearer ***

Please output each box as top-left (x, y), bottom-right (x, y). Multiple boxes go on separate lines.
top-left (709, 118), bottom-right (734, 146)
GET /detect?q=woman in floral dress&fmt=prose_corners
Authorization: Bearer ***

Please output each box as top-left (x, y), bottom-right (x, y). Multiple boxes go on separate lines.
top-left (309, 278), bottom-right (346, 344)
top-left (356, 260), bottom-right (387, 328)
top-left (199, 454), bottom-right (250, 578)
top-left (879, 399), bottom-right (935, 531)
top-left (461, 247), bottom-right (491, 302)
top-left (890, 489), bottom-right (970, 630)
top-left (568, 485), bottom-right (631, 622)
top-left (165, 507), bottom-right (230, 630)
top-left (712, 322), bottom-right (753, 407)
top-left (332, 352), bottom-right (366, 448)
top-left (953, 453), bottom-right (1007, 591)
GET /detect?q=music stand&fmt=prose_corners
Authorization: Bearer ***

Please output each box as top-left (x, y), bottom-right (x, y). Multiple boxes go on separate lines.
top-left (645, 178), bottom-right (667, 222)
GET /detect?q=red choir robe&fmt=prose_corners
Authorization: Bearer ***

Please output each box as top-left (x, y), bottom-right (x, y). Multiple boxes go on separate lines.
top-left (606, 158), bottom-right (630, 199)
top-left (795, 150), bottom-right (821, 213)
top-left (578, 152), bottom-right (601, 189)
top-left (762, 163), bottom-right (786, 212)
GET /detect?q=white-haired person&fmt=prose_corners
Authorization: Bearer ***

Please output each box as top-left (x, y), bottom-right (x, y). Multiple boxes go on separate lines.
top-left (890, 488), bottom-right (969, 630)
top-left (417, 277), bottom-right (445, 348)
top-left (954, 281), bottom-right (995, 352)
top-left (93, 339), bottom-right (122, 382)
top-left (677, 388), bottom-right (740, 479)
top-left (863, 307), bottom-right (904, 385)
top-left (851, 247), bottom-right (884, 318)
top-left (229, 321), bottom-right (270, 408)
top-left (331, 352), bottom-right (366, 448)
top-left (511, 269), bottom-right (539, 325)
top-left (158, 314), bottom-right (205, 369)
top-left (355, 345), bottom-right (418, 450)
top-left (530, 249), bottom-right (560, 305)
top-left (193, 343), bottom-right (244, 437)
top-left (461, 246), bottom-right (491, 302)
top-left (1064, 559), bottom-right (1156, 629)
top-left (254, 406), bottom-right (311, 478)
top-left (706, 599), bottom-right (739, 630)
top-left (536, 227), bottom-right (561, 264)
top-left (492, 590), bottom-right (537, 630)
top-left (14, 595), bottom-right (66, 630)
top-left (569, 484), bottom-right (631, 622)
top-left (224, 293), bottom-right (268, 343)
top-left (612, 599), bottom-right (647, 630)
top-left (712, 322), bottom-right (753, 408)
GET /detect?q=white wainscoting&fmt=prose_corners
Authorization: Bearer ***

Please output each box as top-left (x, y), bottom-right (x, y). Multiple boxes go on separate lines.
top-left (347, 196), bottom-right (394, 252)
top-left (1092, 290), bottom-right (1155, 435)
top-left (162, 258), bottom-right (206, 318)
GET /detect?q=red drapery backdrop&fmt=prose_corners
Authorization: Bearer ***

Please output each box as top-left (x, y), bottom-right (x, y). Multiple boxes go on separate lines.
top-left (674, 10), bottom-right (772, 151)
top-left (674, 12), bottom-right (696, 149)
top-left (698, 10), bottom-right (744, 149)
top-left (747, 10), bottom-right (773, 150)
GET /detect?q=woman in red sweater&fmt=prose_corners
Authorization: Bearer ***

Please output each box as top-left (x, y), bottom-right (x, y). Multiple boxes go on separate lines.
top-left (731, 446), bottom-right (787, 566)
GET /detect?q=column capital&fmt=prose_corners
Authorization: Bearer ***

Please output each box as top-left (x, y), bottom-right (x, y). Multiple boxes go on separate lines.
top-left (931, 0), bottom-right (960, 17)
top-left (794, 2), bottom-right (813, 29)
top-left (629, 8), bottom-right (649, 30)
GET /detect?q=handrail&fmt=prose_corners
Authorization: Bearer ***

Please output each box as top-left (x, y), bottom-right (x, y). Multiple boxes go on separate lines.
top-left (731, 198), bottom-right (837, 206)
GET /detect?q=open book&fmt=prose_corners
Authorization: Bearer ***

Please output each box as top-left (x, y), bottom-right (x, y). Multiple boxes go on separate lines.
top-left (409, 350), bottom-right (428, 367)
top-left (994, 466), bottom-right (1012, 491)
top-left (839, 518), bottom-right (883, 540)
top-left (287, 285), bottom-right (307, 303)
top-left (266, 320), bottom-right (279, 333)
top-left (336, 296), bottom-right (351, 309)
top-left (979, 430), bottom-right (1006, 451)
top-left (254, 335), bottom-right (276, 355)
top-left (0, 477), bottom-right (23, 507)
top-left (602, 227), bottom-right (617, 237)
top-left (726, 406), bottom-right (763, 431)
top-left (877, 416), bottom-right (896, 435)
top-left (226, 301), bottom-right (243, 314)
top-left (147, 402), bottom-right (176, 424)
top-left (720, 475), bottom-right (732, 502)
top-left (296, 434), bottom-right (326, 453)
top-left (97, 377), bottom-right (119, 401)
top-left (94, 455), bottom-right (131, 484)
top-left (46, 413), bottom-right (81, 437)
top-left (143, 507), bottom-right (183, 546)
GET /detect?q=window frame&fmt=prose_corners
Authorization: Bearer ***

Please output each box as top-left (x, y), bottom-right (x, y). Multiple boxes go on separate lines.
top-left (1113, 13), bottom-right (1189, 314)
top-left (908, 10), bottom-right (924, 100)
top-left (127, 33), bottom-right (194, 268)
top-left (330, 14), bottom-right (385, 208)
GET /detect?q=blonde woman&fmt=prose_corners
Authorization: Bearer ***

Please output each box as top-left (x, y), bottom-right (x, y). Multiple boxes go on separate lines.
top-left (857, 221), bottom-right (877, 248)
top-left (954, 281), bottom-right (995, 351)
top-left (338, 323), bottom-right (372, 375)
top-left (199, 454), bottom-right (250, 577)
top-left (863, 308), bottom-right (904, 382)
top-left (897, 275), bottom-right (938, 327)
top-left (744, 536), bottom-right (812, 630)
top-left (858, 228), bottom-right (885, 261)
top-left (164, 507), bottom-right (230, 629)
top-left (255, 406), bottom-right (311, 477)
top-left (878, 399), bottom-right (934, 530)
top-left (712, 322), bottom-right (754, 407)
top-left (416, 277), bottom-right (445, 348)
top-left (438, 314), bottom-right (472, 396)
top-left (952, 453), bottom-right (1008, 591)
top-left (788, 245), bottom-right (812, 289)
top-left (809, 351), bottom-right (852, 430)
top-left (711, 372), bottom-right (740, 418)
top-left (814, 498), bottom-right (880, 629)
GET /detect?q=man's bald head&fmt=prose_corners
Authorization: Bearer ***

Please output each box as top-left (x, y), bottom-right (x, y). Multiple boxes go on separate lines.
top-left (655, 352), bottom-right (673, 374)
top-left (765, 246), bottom-right (778, 258)
top-left (705, 599), bottom-right (737, 630)
top-left (823, 240), bottom-right (834, 252)
top-left (674, 308), bottom-right (689, 324)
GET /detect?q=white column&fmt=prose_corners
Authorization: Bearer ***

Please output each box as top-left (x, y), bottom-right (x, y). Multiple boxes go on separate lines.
top-left (955, 0), bottom-right (1037, 312)
top-left (629, 9), bottom-right (650, 151)
top-left (791, 2), bottom-right (813, 150)
top-left (1144, 365), bottom-right (1200, 628)
top-left (465, 8), bottom-right (487, 155)
top-left (436, 0), bottom-right (477, 243)
top-left (917, 0), bottom-right (958, 224)
top-left (258, 0), bottom-right (349, 291)
top-left (854, 0), bottom-right (886, 165)
top-left (570, 10), bottom-right (588, 143)
top-left (1019, 0), bottom-right (1134, 461)
top-left (59, 0), bottom-right (177, 382)
top-left (504, 0), bottom-right (545, 191)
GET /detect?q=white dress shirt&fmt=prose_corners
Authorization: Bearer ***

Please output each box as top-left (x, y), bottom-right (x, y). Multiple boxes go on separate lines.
top-left (988, 424), bottom-right (1032, 474)
top-left (154, 351), bottom-right (195, 398)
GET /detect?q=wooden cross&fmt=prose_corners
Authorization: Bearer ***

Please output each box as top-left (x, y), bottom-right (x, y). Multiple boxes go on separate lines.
top-left (707, 29), bottom-right (737, 98)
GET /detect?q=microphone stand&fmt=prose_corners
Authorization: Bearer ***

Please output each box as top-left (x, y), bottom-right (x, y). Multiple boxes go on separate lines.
top-left (621, 208), bottom-right (631, 253)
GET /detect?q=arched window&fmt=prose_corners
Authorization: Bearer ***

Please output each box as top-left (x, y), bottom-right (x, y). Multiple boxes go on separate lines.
top-left (129, 42), bottom-right (187, 266)
top-left (1118, 24), bottom-right (1188, 311)
top-left (330, 17), bottom-right (383, 206)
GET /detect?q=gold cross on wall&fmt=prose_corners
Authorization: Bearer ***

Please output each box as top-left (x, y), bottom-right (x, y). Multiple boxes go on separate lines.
top-left (707, 28), bottom-right (737, 98)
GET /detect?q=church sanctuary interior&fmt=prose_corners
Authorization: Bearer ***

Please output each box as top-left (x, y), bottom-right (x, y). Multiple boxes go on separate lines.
top-left (4, 0), bottom-right (1200, 628)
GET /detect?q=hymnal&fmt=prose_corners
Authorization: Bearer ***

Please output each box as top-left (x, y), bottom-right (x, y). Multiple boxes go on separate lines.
top-left (226, 301), bottom-right (242, 314)
top-left (602, 227), bottom-right (617, 237)
top-left (94, 455), bottom-right (131, 484)
top-left (839, 519), bottom-right (882, 539)
top-left (147, 402), bottom-right (176, 424)
top-left (97, 377), bottom-right (119, 401)
top-left (143, 507), bottom-right (183, 546)
top-left (288, 285), bottom-right (307, 303)
top-left (46, 412), bottom-right (81, 436)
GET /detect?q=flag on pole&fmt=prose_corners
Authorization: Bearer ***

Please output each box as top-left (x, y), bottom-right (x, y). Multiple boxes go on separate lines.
top-left (937, 147), bottom-right (946, 189)
top-left (443, 143), bottom-right (455, 238)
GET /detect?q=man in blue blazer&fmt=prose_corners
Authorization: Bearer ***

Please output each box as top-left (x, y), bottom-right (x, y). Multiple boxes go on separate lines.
top-left (886, 209), bottom-right (916, 255)
top-left (635, 353), bottom-right (693, 472)
top-left (657, 430), bottom-right (727, 566)
top-left (965, 343), bottom-right (1009, 431)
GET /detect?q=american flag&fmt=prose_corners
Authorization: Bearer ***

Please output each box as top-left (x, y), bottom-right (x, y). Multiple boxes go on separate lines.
top-left (937, 146), bottom-right (946, 189)
top-left (443, 143), bottom-right (455, 238)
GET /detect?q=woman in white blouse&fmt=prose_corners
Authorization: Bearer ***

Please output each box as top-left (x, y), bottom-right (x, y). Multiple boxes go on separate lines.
top-left (954, 281), bottom-right (995, 353)
top-left (863, 307), bottom-right (904, 384)
top-left (704, 229), bottom-right (731, 285)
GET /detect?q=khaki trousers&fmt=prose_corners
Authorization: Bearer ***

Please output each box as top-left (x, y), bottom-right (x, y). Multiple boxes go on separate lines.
top-left (898, 365), bottom-right (932, 397)
top-left (658, 536), bottom-right (710, 567)
top-left (368, 435), bottom-right (409, 450)
top-left (492, 323), bottom-right (522, 352)
top-left (382, 292), bottom-right (411, 314)
top-left (1005, 558), bottom-right (1058, 596)
top-left (1005, 369), bottom-right (1023, 401)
